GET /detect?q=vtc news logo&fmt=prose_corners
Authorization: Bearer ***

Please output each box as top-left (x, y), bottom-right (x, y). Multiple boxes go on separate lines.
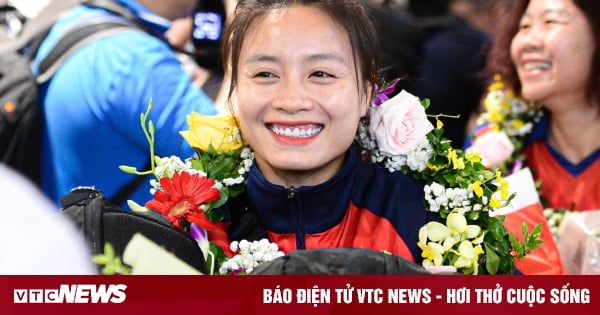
top-left (13, 284), bottom-right (127, 304)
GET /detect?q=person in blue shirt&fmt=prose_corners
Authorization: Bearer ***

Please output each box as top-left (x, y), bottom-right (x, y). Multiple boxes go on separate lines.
top-left (33, 0), bottom-right (219, 208)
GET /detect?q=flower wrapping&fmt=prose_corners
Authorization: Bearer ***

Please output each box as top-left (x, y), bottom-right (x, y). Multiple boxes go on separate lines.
top-left (557, 210), bottom-right (600, 274)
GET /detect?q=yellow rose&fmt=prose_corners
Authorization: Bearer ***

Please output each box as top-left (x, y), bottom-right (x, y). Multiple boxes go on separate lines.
top-left (179, 113), bottom-right (244, 153)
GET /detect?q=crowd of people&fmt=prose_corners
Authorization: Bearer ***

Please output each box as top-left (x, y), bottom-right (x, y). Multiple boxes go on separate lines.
top-left (1, 0), bottom-right (598, 275)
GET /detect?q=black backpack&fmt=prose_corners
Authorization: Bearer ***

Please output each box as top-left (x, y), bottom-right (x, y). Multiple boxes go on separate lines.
top-left (251, 248), bottom-right (438, 275)
top-left (60, 186), bottom-right (208, 274)
top-left (0, 0), bottom-right (139, 187)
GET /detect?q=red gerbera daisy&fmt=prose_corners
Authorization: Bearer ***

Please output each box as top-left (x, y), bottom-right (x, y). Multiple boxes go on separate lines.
top-left (145, 171), bottom-right (221, 229)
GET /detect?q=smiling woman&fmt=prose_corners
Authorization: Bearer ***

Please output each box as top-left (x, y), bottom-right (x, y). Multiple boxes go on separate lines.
top-left (121, 0), bottom-right (539, 275)
top-left (478, 0), bottom-right (600, 212)
top-left (218, 0), bottom-right (433, 263)
top-left (466, 0), bottom-right (600, 274)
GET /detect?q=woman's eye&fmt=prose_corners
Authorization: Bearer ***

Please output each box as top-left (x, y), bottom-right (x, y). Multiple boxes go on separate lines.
top-left (254, 72), bottom-right (275, 78)
top-left (311, 71), bottom-right (333, 78)
top-left (518, 22), bottom-right (531, 30)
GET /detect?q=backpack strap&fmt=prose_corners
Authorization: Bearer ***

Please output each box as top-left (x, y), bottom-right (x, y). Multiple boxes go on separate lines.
top-left (35, 17), bottom-right (150, 204)
top-left (36, 0), bottom-right (186, 83)
top-left (0, 0), bottom-right (85, 53)
top-left (36, 18), bottom-right (136, 83)
top-left (82, 0), bottom-right (189, 54)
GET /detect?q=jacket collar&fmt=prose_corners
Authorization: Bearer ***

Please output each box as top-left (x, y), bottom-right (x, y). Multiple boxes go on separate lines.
top-left (246, 149), bottom-right (358, 234)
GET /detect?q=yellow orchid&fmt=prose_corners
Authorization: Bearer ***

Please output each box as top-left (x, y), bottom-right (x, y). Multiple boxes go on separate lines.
top-left (418, 225), bottom-right (446, 266)
top-left (488, 74), bottom-right (504, 91)
top-left (180, 113), bottom-right (244, 153)
top-left (489, 196), bottom-right (502, 209)
top-left (418, 212), bottom-right (486, 271)
top-left (465, 151), bottom-right (482, 164)
top-left (453, 240), bottom-right (485, 275)
top-left (447, 149), bottom-right (465, 170)
top-left (511, 119), bottom-right (525, 130)
top-left (464, 224), bottom-right (482, 240)
top-left (446, 212), bottom-right (467, 234)
top-left (442, 235), bottom-right (459, 251)
top-left (495, 170), bottom-right (510, 199)
top-left (470, 181), bottom-right (484, 198)
top-left (422, 242), bottom-right (446, 266)
top-left (426, 162), bottom-right (446, 172)
top-left (424, 221), bottom-right (453, 242)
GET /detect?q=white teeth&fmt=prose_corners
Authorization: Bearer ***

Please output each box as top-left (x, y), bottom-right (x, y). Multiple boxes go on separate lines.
top-left (523, 62), bottom-right (551, 71)
top-left (271, 125), bottom-right (322, 138)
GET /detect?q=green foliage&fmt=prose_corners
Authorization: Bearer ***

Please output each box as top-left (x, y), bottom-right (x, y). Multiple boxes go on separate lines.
top-left (205, 242), bottom-right (228, 275)
top-left (92, 243), bottom-right (132, 275)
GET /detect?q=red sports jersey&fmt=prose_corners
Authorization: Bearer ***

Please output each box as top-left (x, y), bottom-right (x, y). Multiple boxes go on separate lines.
top-left (524, 141), bottom-right (600, 210)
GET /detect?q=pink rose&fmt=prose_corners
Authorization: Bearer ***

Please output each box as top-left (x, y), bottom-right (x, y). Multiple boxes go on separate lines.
top-left (369, 90), bottom-right (434, 155)
top-left (469, 130), bottom-right (515, 168)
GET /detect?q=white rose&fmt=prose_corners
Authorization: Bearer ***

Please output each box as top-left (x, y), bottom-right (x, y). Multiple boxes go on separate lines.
top-left (369, 90), bottom-right (434, 155)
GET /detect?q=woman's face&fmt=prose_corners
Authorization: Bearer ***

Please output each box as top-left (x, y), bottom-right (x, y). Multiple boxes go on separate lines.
top-left (510, 0), bottom-right (595, 107)
top-left (235, 5), bottom-right (369, 188)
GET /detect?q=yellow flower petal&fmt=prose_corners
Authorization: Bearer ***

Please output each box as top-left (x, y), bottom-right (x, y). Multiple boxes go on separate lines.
top-left (425, 221), bottom-right (453, 242)
top-left (442, 235), bottom-right (458, 251)
top-left (453, 256), bottom-right (472, 269)
top-left (465, 225), bottom-right (482, 239)
top-left (417, 225), bottom-right (428, 250)
top-left (180, 113), bottom-right (243, 153)
top-left (470, 181), bottom-right (483, 198)
top-left (422, 242), bottom-right (446, 266)
top-left (447, 212), bottom-right (467, 234)
top-left (458, 240), bottom-right (476, 260)
top-left (489, 196), bottom-right (502, 209)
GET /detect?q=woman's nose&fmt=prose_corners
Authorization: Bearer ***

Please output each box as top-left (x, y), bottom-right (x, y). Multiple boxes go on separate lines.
top-left (521, 27), bottom-right (543, 50)
top-left (272, 77), bottom-right (313, 113)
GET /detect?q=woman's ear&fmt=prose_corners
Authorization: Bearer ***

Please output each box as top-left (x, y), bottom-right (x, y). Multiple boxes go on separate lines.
top-left (361, 84), bottom-right (373, 117)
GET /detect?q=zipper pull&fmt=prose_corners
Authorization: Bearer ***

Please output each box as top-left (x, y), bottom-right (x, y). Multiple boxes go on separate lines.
top-left (287, 186), bottom-right (297, 199)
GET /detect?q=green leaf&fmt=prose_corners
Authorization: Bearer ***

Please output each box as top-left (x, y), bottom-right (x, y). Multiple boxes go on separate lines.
top-left (92, 255), bottom-right (110, 264)
top-left (484, 243), bottom-right (500, 274)
top-left (104, 243), bottom-right (115, 258)
top-left (102, 265), bottom-right (116, 275)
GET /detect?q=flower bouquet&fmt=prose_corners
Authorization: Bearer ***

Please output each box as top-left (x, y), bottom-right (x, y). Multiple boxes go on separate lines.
top-left (119, 102), bottom-right (264, 274)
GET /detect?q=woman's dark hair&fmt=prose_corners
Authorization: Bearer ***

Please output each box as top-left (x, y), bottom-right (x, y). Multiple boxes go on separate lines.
top-left (486, 0), bottom-right (600, 104)
top-left (221, 0), bottom-right (380, 104)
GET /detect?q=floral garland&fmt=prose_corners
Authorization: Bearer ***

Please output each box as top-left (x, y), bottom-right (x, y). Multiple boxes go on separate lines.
top-left (118, 78), bottom-right (542, 275)
top-left (468, 75), bottom-right (543, 174)
top-left (354, 79), bottom-right (541, 275)
top-left (468, 75), bottom-right (569, 242)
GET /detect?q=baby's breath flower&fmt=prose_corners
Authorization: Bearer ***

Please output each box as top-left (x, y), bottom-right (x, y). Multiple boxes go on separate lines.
top-left (220, 238), bottom-right (285, 274)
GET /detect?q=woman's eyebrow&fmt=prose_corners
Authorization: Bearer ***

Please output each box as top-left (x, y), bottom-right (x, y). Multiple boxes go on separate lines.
top-left (305, 53), bottom-right (347, 64)
top-left (244, 53), bottom-right (280, 65)
top-left (243, 52), bottom-right (347, 65)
